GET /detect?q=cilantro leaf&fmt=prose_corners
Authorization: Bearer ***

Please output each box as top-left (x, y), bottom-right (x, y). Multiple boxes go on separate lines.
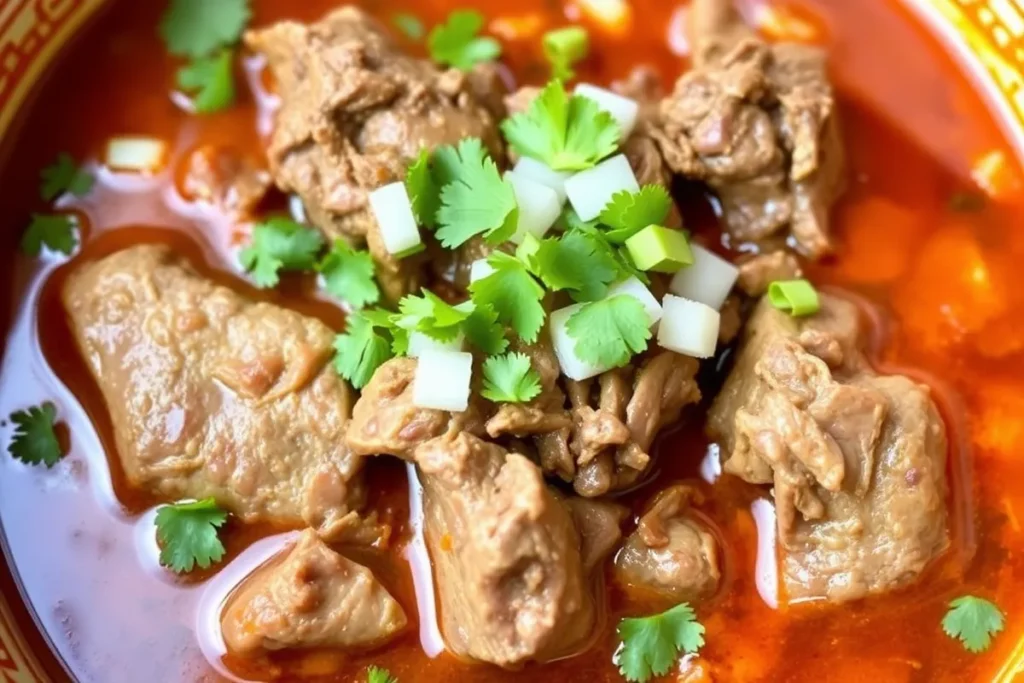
top-left (40, 153), bottom-right (94, 201)
top-left (567, 295), bottom-right (650, 367)
top-left (482, 353), bottom-right (542, 403)
top-left (239, 217), bottom-right (324, 288)
top-left (317, 240), bottom-right (380, 309)
top-left (176, 49), bottom-right (236, 114)
top-left (469, 252), bottom-right (546, 344)
top-left (393, 13), bottom-right (425, 40)
top-left (405, 148), bottom-right (440, 228)
top-left (367, 666), bottom-right (398, 683)
top-left (529, 230), bottom-right (619, 301)
top-left (458, 301), bottom-right (508, 354)
top-left (543, 26), bottom-right (589, 81)
top-left (572, 222), bottom-right (650, 285)
top-left (501, 79), bottom-right (621, 171)
top-left (7, 402), bottom-right (63, 468)
top-left (159, 0), bottom-right (251, 58)
top-left (21, 214), bottom-right (78, 256)
top-left (333, 311), bottom-right (398, 389)
top-left (942, 595), bottom-right (1005, 653)
top-left (428, 10), bottom-right (501, 71)
top-left (600, 185), bottom-right (672, 243)
top-left (395, 290), bottom-right (470, 342)
top-left (154, 498), bottom-right (228, 573)
top-left (434, 138), bottom-right (518, 248)
top-left (617, 603), bottom-right (706, 683)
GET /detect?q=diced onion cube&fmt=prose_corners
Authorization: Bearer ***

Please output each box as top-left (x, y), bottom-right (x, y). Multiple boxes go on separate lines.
top-left (564, 154), bottom-right (640, 222)
top-left (469, 259), bottom-right (495, 283)
top-left (549, 304), bottom-right (612, 381)
top-left (668, 243), bottom-right (739, 310)
top-left (625, 225), bottom-right (693, 273)
top-left (607, 276), bottom-right (663, 327)
top-left (407, 331), bottom-right (465, 358)
top-left (368, 182), bottom-right (422, 257)
top-left (105, 136), bottom-right (168, 173)
top-left (575, 84), bottom-right (640, 139)
top-left (505, 171), bottom-right (562, 244)
top-left (513, 157), bottom-right (572, 204)
top-left (657, 295), bottom-right (720, 358)
top-left (412, 350), bottom-right (473, 412)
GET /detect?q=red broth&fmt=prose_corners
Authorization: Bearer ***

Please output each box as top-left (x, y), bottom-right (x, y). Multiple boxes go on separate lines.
top-left (1, 0), bottom-right (1023, 681)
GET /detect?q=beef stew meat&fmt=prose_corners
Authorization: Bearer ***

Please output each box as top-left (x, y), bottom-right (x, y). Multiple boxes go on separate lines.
top-left (246, 6), bottom-right (506, 301)
top-left (651, 0), bottom-right (844, 258)
top-left (5, 0), bottom-right (1021, 680)
top-left (62, 244), bottom-right (371, 541)
top-left (221, 529), bottom-right (407, 655)
top-left (708, 295), bottom-right (948, 602)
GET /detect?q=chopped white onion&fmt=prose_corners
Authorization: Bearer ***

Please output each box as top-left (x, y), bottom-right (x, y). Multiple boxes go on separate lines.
top-left (549, 304), bottom-right (612, 381)
top-left (469, 259), bottom-right (495, 283)
top-left (668, 244), bottom-right (739, 310)
top-left (504, 171), bottom-right (563, 244)
top-left (512, 157), bottom-right (572, 204)
top-left (575, 83), bottom-right (640, 139)
top-left (564, 154), bottom-right (640, 222)
top-left (657, 295), bottom-right (720, 358)
top-left (105, 136), bottom-right (168, 173)
top-left (607, 276), bottom-right (663, 326)
top-left (412, 350), bottom-right (473, 412)
top-left (368, 182), bottom-right (422, 256)
top-left (407, 331), bottom-right (465, 358)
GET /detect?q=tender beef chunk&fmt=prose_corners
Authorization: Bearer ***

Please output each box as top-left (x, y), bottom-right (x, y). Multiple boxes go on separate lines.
top-left (246, 7), bottom-right (505, 300)
top-left (485, 334), bottom-right (572, 443)
top-left (564, 497), bottom-right (628, 572)
top-left (651, 0), bottom-right (844, 258)
top-left (568, 352), bottom-right (702, 497)
top-left (707, 295), bottom-right (948, 601)
top-left (416, 431), bottom-right (602, 666)
top-left (181, 145), bottom-right (271, 216)
top-left (221, 530), bottom-right (407, 655)
top-left (346, 357), bottom-right (486, 459)
top-left (63, 245), bottom-right (367, 540)
top-left (615, 486), bottom-right (721, 601)
top-left (737, 250), bottom-right (803, 296)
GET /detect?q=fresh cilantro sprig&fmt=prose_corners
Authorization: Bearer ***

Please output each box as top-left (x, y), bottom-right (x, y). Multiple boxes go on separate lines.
top-left (21, 214), bottom-right (78, 256)
top-left (395, 290), bottom-right (470, 342)
top-left (176, 49), bottom-right (236, 114)
top-left (526, 230), bottom-right (619, 301)
top-left (428, 10), bottom-right (501, 71)
top-left (600, 185), bottom-right (672, 243)
top-left (543, 26), bottom-right (589, 80)
top-left (481, 353), bottom-right (542, 403)
top-left (159, 0), bottom-right (250, 58)
top-left (942, 595), bottom-right (1005, 653)
top-left (501, 79), bottom-right (621, 171)
top-left (433, 138), bottom-right (518, 248)
top-left (367, 666), bottom-right (398, 683)
top-left (458, 301), bottom-right (508, 354)
top-left (333, 310), bottom-right (402, 390)
top-left (154, 498), bottom-right (228, 573)
top-left (7, 402), bottom-right (63, 468)
top-left (317, 240), bottom-right (380, 309)
top-left (405, 148), bottom-right (440, 228)
top-left (567, 295), bottom-right (651, 368)
top-left (239, 217), bottom-right (324, 288)
top-left (617, 603), bottom-right (706, 683)
top-left (468, 252), bottom-right (546, 344)
top-left (40, 153), bottom-right (94, 201)
top-left (159, 0), bottom-right (249, 114)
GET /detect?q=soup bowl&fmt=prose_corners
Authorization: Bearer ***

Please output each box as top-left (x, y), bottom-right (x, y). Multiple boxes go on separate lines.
top-left (1, 0), bottom-right (1024, 680)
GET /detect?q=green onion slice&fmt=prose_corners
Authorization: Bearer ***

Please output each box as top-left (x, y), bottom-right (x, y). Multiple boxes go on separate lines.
top-left (768, 279), bottom-right (820, 317)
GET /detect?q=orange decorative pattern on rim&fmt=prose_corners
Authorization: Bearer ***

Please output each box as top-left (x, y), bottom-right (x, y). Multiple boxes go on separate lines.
top-left (1, 0), bottom-right (1024, 682)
